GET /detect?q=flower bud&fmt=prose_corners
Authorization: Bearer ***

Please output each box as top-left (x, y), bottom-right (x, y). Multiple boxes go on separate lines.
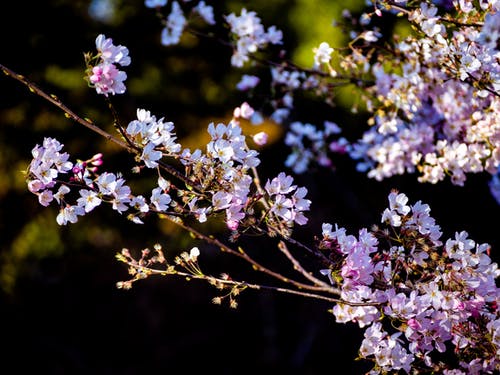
top-left (253, 131), bottom-right (268, 146)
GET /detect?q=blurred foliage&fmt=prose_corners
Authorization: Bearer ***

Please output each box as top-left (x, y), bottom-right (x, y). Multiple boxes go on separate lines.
top-left (1, 212), bottom-right (64, 293)
top-left (290, 0), bottom-right (365, 66)
top-left (0, 0), bottom-right (499, 373)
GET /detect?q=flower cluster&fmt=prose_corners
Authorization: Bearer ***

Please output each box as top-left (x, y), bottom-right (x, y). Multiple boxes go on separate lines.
top-left (145, 0), bottom-right (215, 46)
top-left (319, 191), bottom-right (499, 373)
top-left (343, 2), bottom-right (500, 188)
top-left (144, 0), bottom-right (167, 8)
top-left (177, 120), bottom-right (260, 227)
top-left (284, 120), bottom-right (346, 174)
top-left (26, 138), bottom-right (176, 225)
top-left (126, 108), bottom-right (182, 168)
top-left (160, 1), bottom-right (186, 46)
top-left (225, 8), bottom-right (283, 67)
top-left (85, 34), bottom-right (130, 96)
top-left (27, 137), bottom-right (137, 225)
top-left (264, 172), bottom-right (311, 226)
top-left (179, 119), bottom-right (311, 232)
top-left (235, 74), bottom-right (260, 91)
top-left (294, 2), bottom-right (500, 200)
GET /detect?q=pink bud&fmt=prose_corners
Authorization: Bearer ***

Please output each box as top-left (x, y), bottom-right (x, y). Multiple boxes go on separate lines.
top-left (407, 318), bottom-right (421, 330)
top-left (253, 132), bottom-right (268, 146)
top-left (317, 155), bottom-right (332, 167)
top-left (227, 220), bottom-right (239, 231)
top-left (90, 153), bottom-right (103, 166)
top-left (329, 141), bottom-right (347, 153)
top-left (239, 102), bottom-right (254, 119)
top-left (90, 66), bottom-right (103, 83)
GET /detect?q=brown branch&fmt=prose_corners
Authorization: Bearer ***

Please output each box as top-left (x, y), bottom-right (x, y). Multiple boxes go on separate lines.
top-left (124, 261), bottom-right (382, 307)
top-left (105, 96), bottom-right (138, 151)
top-left (162, 214), bottom-right (341, 295)
top-left (1, 63), bottom-right (136, 152)
top-left (439, 17), bottom-right (483, 28)
top-left (277, 241), bottom-right (333, 288)
top-left (0, 63), bottom-right (198, 189)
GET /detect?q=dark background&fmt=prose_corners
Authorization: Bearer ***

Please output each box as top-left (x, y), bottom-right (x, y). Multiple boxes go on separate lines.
top-left (1, 1), bottom-right (498, 374)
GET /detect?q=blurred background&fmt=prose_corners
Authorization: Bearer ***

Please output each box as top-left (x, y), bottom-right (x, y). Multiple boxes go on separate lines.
top-left (1, 1), bottom-right (498, 374)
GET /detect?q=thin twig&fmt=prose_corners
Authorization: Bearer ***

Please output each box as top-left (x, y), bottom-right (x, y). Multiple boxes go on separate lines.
top-left (125, 261), bottom-right (381, 306)
top-left (105, 96), bottom-right (138, 151)
top-left (162, 214), bottom-right (341, 295)
top-left (277, 241), bottom-right (333, 288)
top-left (0, 63), bottom-right (135, 152)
